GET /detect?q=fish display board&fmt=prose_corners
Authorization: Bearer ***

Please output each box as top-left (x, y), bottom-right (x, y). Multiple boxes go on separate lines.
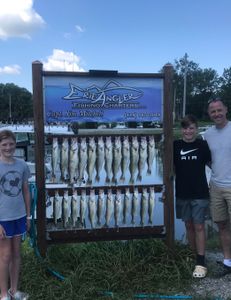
top-left (32, 62), bottom-right (174, 255)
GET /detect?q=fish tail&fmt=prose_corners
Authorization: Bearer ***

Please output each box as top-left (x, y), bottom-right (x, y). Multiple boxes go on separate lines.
top-left (147, 168), bottom-right (152, 175)
top-left (87, 179), bottom-right (93, 186)
top-left (105, 176), bottom-right (111, 183)
top-left (120, 174), bottom-right (125, 182)
top-left (129, 177), bottom-right (135, 185)
top-left (112, 177), bottom-right (118, 185)
top-left (137, 174), bottom-right (142, 181)
top-left (95, 174), bottom-right (100, 182)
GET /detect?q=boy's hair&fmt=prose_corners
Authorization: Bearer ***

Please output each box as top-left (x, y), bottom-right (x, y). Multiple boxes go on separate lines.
top-left (181, 114), bottom-right (198, 129)
top-left (0, 130), bottom-right (16, 143)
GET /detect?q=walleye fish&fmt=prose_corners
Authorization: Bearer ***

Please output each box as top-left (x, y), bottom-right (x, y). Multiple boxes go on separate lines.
top-left (71, 189), bottom-right (79, 227)
top-left (104, 136), bottom-right (113, 183)
top-left (105, 189), bottom-right (113, 227)
top-left (53, 190), bottom-right (62, 225)
top-left (131, 187), bottom-right (139, 224)
top-left (61, 137), bottom-right (69, 182)
top-left (78, 137), bottom-right (88, 184)
top-left (148, 187), bottom-right (155, 224)
top-left (129, 136), bottom-right (139, 184)
top-left (123, 187), bottom-right (130, 224)
top-left (88, 189), bottom-right (96, 229)
top-left (51, 137), bottom-right (60, 182)
top-left (80, 189), bottom-right (87, 226)
top-left (87, 137), bottom-right (96, 185)
top-left (120, 136), bottom-right (130, 183)
top-left (95, 136), bottom-right (105, 182)
top-left (97, 189), bottom-right (104, 226)
top-left (112, 136), bottom-right (122, 185)
top-left (69, 137), bottom-right (78, 184)
top-left (137, 136), bottom-right (148, 181)
top-left (114, 189), bottom-right (122, 227)
top-left (147, 136), bottom-right (155, 175)
top-left (140, 188), bottom-right (148, 226)
top-left (62, 190), bottom-right (70, 228)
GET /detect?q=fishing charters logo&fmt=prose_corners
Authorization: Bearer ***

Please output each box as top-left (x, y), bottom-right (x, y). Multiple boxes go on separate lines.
top-left (63, 80), bottom-right (143, 107)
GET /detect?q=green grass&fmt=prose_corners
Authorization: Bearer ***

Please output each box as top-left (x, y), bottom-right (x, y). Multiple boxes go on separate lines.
top-left (20, 239), bottom-right (195, 300)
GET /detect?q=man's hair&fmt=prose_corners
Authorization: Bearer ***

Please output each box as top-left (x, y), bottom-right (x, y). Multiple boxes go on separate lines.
top-left (208, 97), bottom-right (227, 107)
top-left (0, 130), bottom-right (16, 143)
top-left (181, 114), bottom-right (198, 128)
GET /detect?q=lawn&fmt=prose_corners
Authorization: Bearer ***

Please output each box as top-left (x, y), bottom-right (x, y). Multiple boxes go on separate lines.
top-left (20, 238), bottom-right (196, 300)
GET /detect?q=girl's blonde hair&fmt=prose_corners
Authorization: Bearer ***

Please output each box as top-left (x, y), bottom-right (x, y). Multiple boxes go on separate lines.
top-left (0, 130), bottom-right (16, 143)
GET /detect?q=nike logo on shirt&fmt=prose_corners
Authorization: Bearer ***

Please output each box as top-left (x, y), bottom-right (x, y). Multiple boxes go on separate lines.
top-left (180, 149), bottom-right (198, 155)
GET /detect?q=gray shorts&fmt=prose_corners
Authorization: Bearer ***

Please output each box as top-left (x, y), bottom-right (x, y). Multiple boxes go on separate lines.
top-left (210, 183), bottom-right (231, 223)
top-left (176, 198), bottom-right (209, 224)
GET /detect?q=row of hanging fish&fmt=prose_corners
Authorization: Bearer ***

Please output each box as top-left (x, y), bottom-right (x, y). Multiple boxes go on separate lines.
top-left (50, 186), bottom-right (156, 229)
top-left (51, 135), bottom-right (156, 185)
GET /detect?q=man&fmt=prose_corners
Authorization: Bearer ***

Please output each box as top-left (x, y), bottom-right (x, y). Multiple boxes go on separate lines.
top-left (174, 115), bottom-right (211, 278)
top-left (204, 98), bottom-right (231, 276)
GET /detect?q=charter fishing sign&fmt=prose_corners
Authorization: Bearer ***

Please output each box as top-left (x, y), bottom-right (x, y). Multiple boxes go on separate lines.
top-left (44, 75), bottom-right (163, 123)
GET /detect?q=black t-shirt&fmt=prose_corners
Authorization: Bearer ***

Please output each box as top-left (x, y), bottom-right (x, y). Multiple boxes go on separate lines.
top-left (173, 138), bottom-right (211, 199)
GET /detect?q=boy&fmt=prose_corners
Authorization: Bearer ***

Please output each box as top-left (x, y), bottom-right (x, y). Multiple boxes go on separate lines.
top-left (174, 115), bottom-right (211, 278)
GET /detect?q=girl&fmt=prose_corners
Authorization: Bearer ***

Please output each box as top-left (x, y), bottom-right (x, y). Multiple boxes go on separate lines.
top-left (0, 130), bottom-right (30, 300)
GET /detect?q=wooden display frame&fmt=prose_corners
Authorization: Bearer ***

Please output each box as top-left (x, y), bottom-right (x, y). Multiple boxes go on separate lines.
top-left (32, 62), bottom-right (174, 256)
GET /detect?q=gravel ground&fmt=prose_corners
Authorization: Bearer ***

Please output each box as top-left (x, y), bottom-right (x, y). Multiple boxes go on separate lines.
top-left (188, 251), bottom-right (231, 300)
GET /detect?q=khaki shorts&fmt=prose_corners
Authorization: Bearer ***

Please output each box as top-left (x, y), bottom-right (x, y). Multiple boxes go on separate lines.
top-left (210, 183), bottom-right (231, 223)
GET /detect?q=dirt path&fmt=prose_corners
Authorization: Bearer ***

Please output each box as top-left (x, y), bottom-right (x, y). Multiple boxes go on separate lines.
top-left (188, 251), bottom-right (231, 300)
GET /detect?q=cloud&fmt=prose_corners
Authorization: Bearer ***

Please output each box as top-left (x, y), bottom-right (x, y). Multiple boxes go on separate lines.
top-left (63, 32), bottom-right (72, 40)
top-left (0, 64), bottom-right (21, 75)
top-left (0, 0), bottom-right (45, 40)
top-left (75, 25), bottom-right (85, 33)
top-left (43, 49), bottom-right (85, 72)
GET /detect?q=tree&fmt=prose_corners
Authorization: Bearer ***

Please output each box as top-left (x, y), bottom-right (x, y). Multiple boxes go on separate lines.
top-left (0, 83), bottom-right (33, 122)
top-left (173, 55), bottom-right (220, 120)
top-left (219, 67), bottom-right (231, 118)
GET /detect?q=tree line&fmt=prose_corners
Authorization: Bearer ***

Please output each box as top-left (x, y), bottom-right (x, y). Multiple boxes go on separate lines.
top-left (1, 55), bottom-right (231, 123)
top-left (0, 83), bottom-right (33, 123)
top-left (174, 54), bottom-right (231, 120)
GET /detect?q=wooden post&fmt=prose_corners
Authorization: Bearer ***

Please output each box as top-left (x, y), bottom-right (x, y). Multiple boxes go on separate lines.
top-left (32, 61), bottom-right (47, 256)
top-left (163, 63), bottom-right (174, 248)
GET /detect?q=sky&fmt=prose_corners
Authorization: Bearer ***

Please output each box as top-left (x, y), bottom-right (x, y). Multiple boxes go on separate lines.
top-left (1, 0), bottom-right (231, 92)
